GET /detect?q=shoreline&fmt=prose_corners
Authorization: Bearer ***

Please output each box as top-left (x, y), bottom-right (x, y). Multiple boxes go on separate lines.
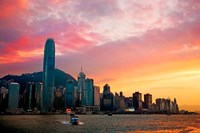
top-left (0, 112), bottom-right (198, 115)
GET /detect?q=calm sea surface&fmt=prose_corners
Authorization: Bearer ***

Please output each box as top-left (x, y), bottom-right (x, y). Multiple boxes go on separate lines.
top-left (0, 114), bottom-right (200, 133)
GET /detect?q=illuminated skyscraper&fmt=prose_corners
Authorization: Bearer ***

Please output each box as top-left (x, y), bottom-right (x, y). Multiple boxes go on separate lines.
top-left (42, 38), bottom-right (55, 112)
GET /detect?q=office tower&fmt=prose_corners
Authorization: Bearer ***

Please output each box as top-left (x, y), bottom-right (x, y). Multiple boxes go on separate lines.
top-left (101, 84), bottom-right (114, 111)
top-left (23, 82), bottom-right (36, 110)
top-left (132, 91), bottom-right (142, 110)
top-left (103, 84), bottom-right (110, 95)
top-left (144, 93), bottom-right (152, 110)
top-left (77, 69), bottom-right (86, 106)
top-left (35, 82), bottom-right (42, 110)
top-left (94, 86), bottom-right (100, 106)
top-left (85, 78), bottom-right (94, 106)
top-left (42, 38), bottom-right (55, 112)
top-left (8, 82), bottom-right (20, 109)
top-left (65, 79), bottom-right (75, 108)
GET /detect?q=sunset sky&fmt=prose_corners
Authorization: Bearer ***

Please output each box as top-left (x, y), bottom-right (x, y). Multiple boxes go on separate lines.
top-left (0, 0), bottom-right (200, 111)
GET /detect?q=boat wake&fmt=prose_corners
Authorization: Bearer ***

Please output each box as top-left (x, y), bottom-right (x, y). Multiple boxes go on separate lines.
top-left (55, 120), bottom-right (84, 125)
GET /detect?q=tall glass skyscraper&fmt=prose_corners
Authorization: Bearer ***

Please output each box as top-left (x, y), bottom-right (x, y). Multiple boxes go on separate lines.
top-left (42, 38), bottom-right (55, 112)
top-left (77, 69), bottom-right (86, 106)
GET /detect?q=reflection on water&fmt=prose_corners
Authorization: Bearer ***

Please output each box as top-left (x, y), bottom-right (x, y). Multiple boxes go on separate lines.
top-left (0, 114), bottom-right (200, 133)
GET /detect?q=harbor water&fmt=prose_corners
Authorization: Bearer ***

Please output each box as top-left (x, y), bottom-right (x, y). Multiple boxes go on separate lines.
top-left (0, 114), bottom-right (200, 132)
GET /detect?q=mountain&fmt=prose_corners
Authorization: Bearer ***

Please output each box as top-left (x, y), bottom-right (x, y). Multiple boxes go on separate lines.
top-left (0, 69), bottom-right (77, 94)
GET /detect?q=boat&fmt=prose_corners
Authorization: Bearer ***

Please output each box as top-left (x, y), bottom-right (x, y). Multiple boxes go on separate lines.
top-left (70, 114), bottom-right (79, 125)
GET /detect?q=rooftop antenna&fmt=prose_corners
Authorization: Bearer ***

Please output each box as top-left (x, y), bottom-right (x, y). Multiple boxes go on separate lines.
top-left (81, 66), bottom-right (83, 72)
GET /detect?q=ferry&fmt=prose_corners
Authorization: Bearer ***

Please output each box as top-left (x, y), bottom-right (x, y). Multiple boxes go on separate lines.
top-left (70, 114), bottom-right (79, 125)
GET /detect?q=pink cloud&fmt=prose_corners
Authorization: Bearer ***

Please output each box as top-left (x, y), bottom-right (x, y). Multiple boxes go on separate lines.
top-left (0, 0), bottom-right (200, 79)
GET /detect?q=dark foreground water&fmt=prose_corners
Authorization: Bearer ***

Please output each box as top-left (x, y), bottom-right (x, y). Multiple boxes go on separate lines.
top-left (0, 114), bottom-right (200, 133)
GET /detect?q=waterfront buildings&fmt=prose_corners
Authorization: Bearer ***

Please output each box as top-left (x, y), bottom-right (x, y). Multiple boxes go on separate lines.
top-left (156, 98), bottom-right (179, 113)
top-left (133, 91), bottom-right (143, 110)
top-left (42, 38), bottom-right (55, 112)
top-left (0, 37), bottom-right (180, 114)
top-left (8, 82), bottom-right (20, 109)
top-left (144, 93), bottom-right (152, 110)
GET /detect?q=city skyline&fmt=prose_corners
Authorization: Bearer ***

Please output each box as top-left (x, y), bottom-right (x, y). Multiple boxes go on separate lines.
top-left (0, 0), bottom-right (200, 111)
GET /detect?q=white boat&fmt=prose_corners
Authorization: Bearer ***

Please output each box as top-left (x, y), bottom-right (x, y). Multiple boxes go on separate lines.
top-left (70, 114), bottom-right (79, 125)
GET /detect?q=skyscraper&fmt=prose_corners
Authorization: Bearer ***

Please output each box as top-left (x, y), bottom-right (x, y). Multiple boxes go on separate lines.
top-left (42, 38), bottom-right (55, 112)
top-left (35, 82), bottom-right (42, 110)
top-left (77, 69), bottom-right (86, 106)
top-left (65, 79), bottom-right (75, 108)
top-left (144, 93), bottom-right (152, 110)
top-left (132, 91), bottom-right (142, 110)
top-left (85, 78), bottom-right (94, 106)
top-left (94, 86), bottom-right (100, 106)
top-left (8, 82), bottom-right (20, 109)
top-left (101, 84), bottom-right (114, 111)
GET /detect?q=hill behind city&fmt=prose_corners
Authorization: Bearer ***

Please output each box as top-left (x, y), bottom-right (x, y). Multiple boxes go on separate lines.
top-left (0, 69), bottom-right (77, 94)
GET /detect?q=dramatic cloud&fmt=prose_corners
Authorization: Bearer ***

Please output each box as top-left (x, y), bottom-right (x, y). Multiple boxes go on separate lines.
top-left (0, 0), bottom-right (200, 110)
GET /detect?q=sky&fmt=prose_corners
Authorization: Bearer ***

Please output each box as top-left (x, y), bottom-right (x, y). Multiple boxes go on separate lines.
top-left (0, 0), bottom-right (200, 111)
